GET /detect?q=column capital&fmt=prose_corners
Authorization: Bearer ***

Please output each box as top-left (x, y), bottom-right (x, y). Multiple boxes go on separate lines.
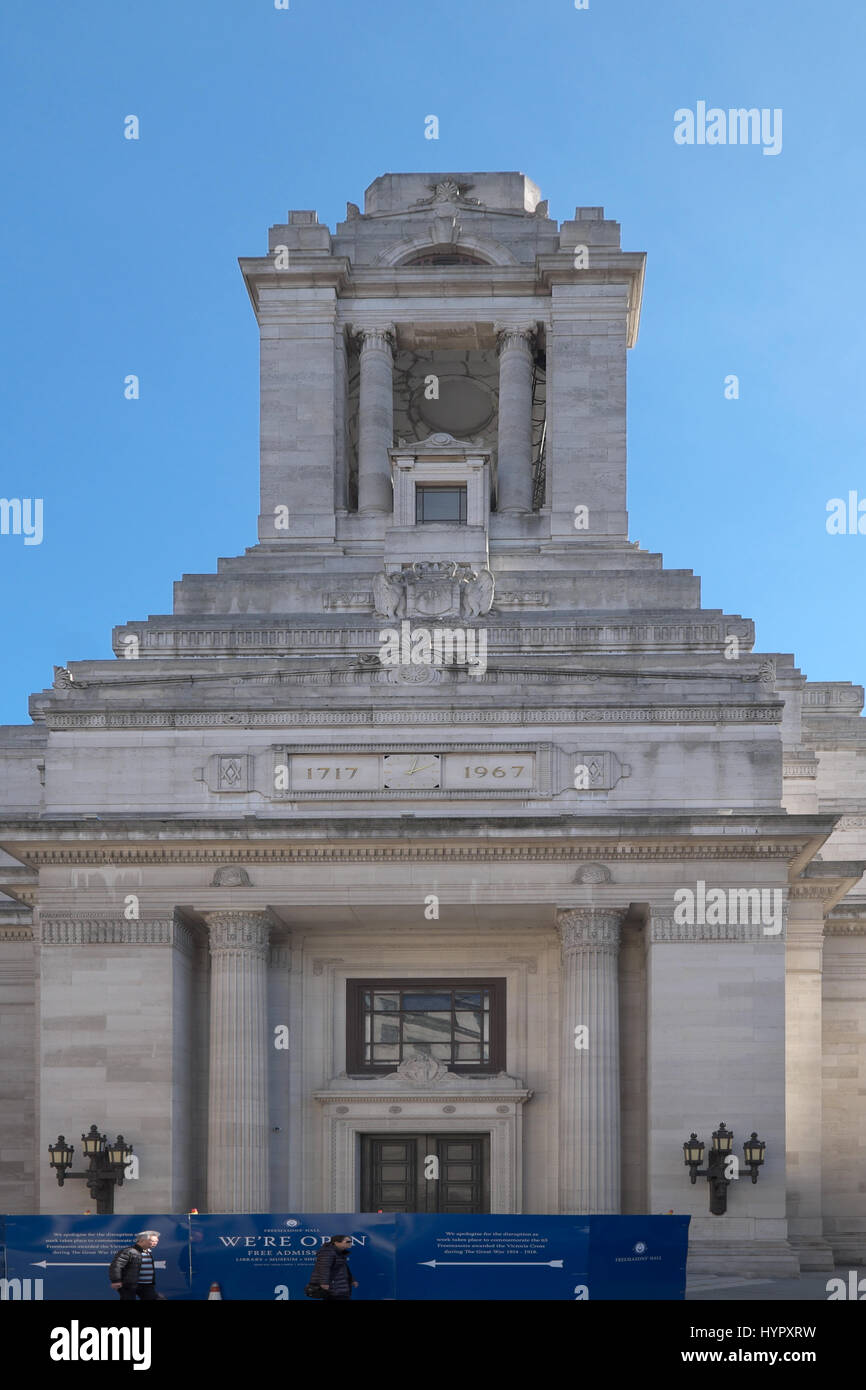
top-left (495, 322), bottom-right (537, 353)
top-left (353, 323), bottom-right (396, 352)
top-left (203, 910), bottom-right (272, 956)
top-left (556, 906), bottom-right (624, 955)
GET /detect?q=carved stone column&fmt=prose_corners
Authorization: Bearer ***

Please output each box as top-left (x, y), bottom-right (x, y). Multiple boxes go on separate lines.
top-left (557, 907), bottom-right (624, 1213)
top-left (356, 325), bottom-right (396, 515)
top-left (495, 324), bottom-right (535, 513)
top-left (205, 911), bottom-right (272, 1213)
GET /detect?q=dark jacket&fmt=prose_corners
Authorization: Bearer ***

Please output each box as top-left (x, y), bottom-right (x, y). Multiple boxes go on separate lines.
top-left (311, 1243), bottom-right (353, 1296)
top-left (109, 1244), bottom-right (155, 1288)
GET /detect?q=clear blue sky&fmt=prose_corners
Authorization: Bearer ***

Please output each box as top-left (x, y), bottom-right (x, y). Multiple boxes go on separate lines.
top-left (1, 0), bottom-right (863, 724)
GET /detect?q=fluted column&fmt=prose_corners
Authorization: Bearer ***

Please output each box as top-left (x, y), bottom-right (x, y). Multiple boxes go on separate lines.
top-left (205, 910), bottom-right (272, 1213)
top-left (357, 325), bottom-right (396, 515)
top-left (557, 907), bottom-right (624, 1213)
top-left (495, 324), bottom-right (535, 513)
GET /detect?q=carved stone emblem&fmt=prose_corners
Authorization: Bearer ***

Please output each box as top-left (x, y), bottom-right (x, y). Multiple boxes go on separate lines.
top-left (211, 866), bottom-right (252, 887)
top-left (372, 562), bottom-right (495, 619)
top-left (412, 180), bottom-right (482, 208)
top-left (758, 659), bottom-right (777, 689)
top-left (386, 664), bottom-right (443, 685)
top-left (409, 561), bottom-right (463, 617)
top-left (53, 666), bottom-right (74, 689)
top-left (573, 862), bottom-right (612, 885)
top-left (387, 1053), bottom-right (461, 1084)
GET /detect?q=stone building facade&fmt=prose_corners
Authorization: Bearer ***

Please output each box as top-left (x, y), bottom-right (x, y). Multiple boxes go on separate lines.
top-left (1, 171), bottom-right (864, 1277)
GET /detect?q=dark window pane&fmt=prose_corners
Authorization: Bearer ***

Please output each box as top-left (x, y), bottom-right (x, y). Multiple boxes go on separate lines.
top-left (455, 1010), bottom-right (482, 1039)
top-left (415, 486), bottom-right (467, 524)
top-left (454, 991), bottom-right (482, 1008)
top-left (405, 252), bottom-right (487, 266)
top-left (372, 992), bottom-right (400, 1012)
top-left (402, 993), bottom-right (451, 1011)
top-left (373, 1017), bottom-right (399, 1044)
top-left (404, 1012), bottom-right (451, 1043)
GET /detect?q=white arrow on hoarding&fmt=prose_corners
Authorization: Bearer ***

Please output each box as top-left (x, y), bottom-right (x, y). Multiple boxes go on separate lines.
top-left (420, 1259), bottom-right (564, 1268)
top-left (31, 1260), bottom-right (167, 1269)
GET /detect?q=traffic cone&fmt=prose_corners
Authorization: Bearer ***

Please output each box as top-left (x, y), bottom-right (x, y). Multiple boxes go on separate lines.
top-left (207, 1282), bottom-right (222, 1299)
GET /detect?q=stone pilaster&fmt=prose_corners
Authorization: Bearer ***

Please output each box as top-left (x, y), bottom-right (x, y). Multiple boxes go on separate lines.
top-left (786, 889), bottom-right (834, 1269)
top-left (356, 325), bottom-right (396, 515)
top-left (556, 906), bottom-right (623, 1213)
top-left (205, 910), bottom-right (272, 1213)
top-left (495, 325), bottom-right (535, 513)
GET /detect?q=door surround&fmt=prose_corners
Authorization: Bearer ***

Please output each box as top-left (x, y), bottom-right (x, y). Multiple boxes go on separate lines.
top-left (314, 1084), bottom-right (532, 1212)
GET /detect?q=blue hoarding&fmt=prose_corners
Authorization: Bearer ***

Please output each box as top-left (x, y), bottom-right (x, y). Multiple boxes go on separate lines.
top-left (396, 1215), bottom-right (591, 1301)
top-left (587, 1216), bottom-right (689, 1300)
top-left (2, 1215), bottom-right (191, 1301)
top-left (0, 1213), bottom-right (689, 1299)
top-left (189, 1214), bottom-right (396, 1300)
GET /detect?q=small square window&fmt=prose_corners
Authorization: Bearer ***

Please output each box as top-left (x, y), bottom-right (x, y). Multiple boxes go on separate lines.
top-left (415, 485), bottom-right (467, 524)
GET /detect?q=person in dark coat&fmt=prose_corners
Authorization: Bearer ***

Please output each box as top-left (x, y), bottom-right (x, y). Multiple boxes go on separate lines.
top-left (109, 1231), bottom-right (165, 1301)
top-left (311, 1235), bottom-right (359, 1300)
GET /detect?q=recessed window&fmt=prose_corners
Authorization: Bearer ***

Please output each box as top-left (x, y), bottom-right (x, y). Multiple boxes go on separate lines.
top-left (415, 484), bottom-right (467, 524)
top-left (403, 252), bottom-right (488, 266)
top-left (346, 979), bottom-right (506, 1074)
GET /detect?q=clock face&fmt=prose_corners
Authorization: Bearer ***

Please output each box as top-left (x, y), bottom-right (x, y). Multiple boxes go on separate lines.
top-left (382, 753), bottom-right (442, 789)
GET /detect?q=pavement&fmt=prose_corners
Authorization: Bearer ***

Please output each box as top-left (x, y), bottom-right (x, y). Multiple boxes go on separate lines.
top-left (686, 1268), bottom-right (857, 1301)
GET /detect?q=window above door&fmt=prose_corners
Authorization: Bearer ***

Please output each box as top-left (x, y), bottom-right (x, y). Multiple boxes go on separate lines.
top-left (346, 978), bottom-right (506, 1076)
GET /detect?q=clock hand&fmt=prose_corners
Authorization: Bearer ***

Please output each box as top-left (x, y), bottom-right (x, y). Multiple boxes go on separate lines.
top-left (406, 760), bottom-right (438, 775)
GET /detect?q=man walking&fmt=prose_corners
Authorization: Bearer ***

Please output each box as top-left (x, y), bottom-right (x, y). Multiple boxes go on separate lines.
top-left (109, 1230), bottom-right (164, 1301)
top-left (310, 1235), bottom-right (359, 1301)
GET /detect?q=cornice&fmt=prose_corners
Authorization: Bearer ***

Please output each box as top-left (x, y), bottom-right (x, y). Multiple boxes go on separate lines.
top-left (314, 1090), bottom-right (533, 1105)
top-left (103, 617), bottom-right (758, 661)
top-left (0, 925), bottom-right (33, 942)
top-left (10, 841), bottom-right (810, 868)
top-left (37, 702), bottom-right (783, 731)
top-left (825, 902), bottom-right (866, 936)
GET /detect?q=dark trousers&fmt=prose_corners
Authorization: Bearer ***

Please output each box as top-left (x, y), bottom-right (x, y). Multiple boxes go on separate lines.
top-left (118, 1284), bottom-right (161, 1301)
top-left (323, 1291), bottom-right (351, 1301)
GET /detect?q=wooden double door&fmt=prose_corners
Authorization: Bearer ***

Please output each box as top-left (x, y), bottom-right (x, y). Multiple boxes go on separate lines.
top-left (360, 1133), bottom-right (490, 1213)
